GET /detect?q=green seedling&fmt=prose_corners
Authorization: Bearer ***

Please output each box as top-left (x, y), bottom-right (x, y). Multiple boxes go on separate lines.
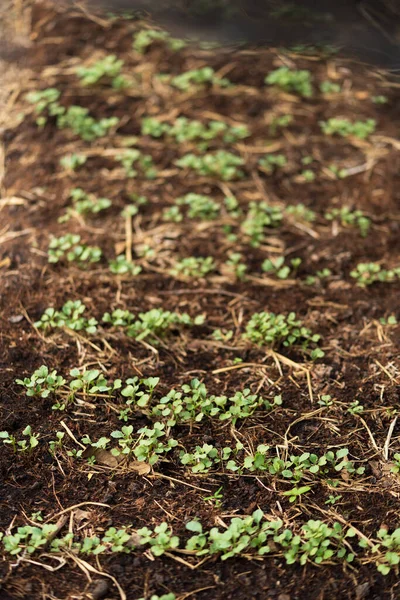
top-left (269, 114), bottom-right (293, 136)
top-left (325, 207), bottom-right (370, 237)
top-left (35, 300), bottom-right (98, 334)
top-left (241, 201), bottom-right (283, 246)
top-left (48, 234), bottom-right (102, 265)
top-left (259, 153), bottom-right (287, 174)
top-left (137, 522), bottom-right (180, 556)
top-left (0, 426), bottom-right (39, 453)
top-left (224, 252), bottom-right (247, 280)
top-left (176, 193), bottom-right (220, 220)
top-left (320, 118), bottom-right (376, 140)
top-left (265, 67), bottom-right (313, 98)
top-left (59, 153), bottom-right (87, 171)
top-left (16, 365), bottom-right (66, 398)
top-left (166, 67), bottom-right (231, 91)
top-left (76, 55), bottom-right (128, 88)
top-left (133, 28), bottom-right (186, 53)
top-left (109, 256), bottom-right (142, 275)
top-left (350, 263), bottom-right (400, 287)
top-left (170, 256), bottom-right (216, 278)
top-left (262, 256), bottom-right (301, 279)
top-left (111, 422), bottom-right (177, 464)
top-left (285, 203), bottom-right (316, 222)
top-left (152, 378), bottom-right (281, 426)
top-left (243, 311), bottom-right (322, 352)
top-left (142, 116), bottom-right (249, 146)
top-left (319, 81), bottom-right (341, 94)
top-left (60, 188), bottom-right (112, 222)
top-left (176, 151), bottom-right (244, 181)
top-left (115, 149), bottom-right (157, 179)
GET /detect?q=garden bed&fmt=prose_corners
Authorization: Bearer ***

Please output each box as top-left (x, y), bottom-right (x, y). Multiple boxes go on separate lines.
top-left (0, 2), bottom-right (400, 599)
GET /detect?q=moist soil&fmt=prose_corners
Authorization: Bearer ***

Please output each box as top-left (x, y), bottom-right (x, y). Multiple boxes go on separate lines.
top-left (1, 2), bottom-right (400, 599)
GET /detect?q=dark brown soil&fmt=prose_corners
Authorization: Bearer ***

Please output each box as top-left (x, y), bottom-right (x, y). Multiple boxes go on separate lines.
top-left (0, 2), bottom-right (400, 599)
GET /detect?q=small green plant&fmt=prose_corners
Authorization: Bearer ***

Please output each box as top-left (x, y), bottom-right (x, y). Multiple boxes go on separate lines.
top-left (243, 311), bottom-right (322, 352)
top-left (103, 308), bottom-right (204, 342)
top-left (59, 153), bottom-right (87, 171)
top-left (176, 151), bottom-right (244, 181)
top-left (269, 114), bottom-right (293, 136)
top-left (152, 379), bottom-right (281, 426)
top-left (35, 300), bottom-right (98, 334)
top-left (265, 67), bottom-right (313, 98)
top-left (180, 443), bottom-right (223, 473)
top-left (16, 365), bottom-right (66, 398)
top-left (319, 81), bottom-right (341, 94)
top-left (133, 28), bottom-right (185, 53)
top-left (371, 95), bottom-right (388, 104)
top-left (241, 202), bottom-right (283, 247)
top-left (76, 55), bottom-right (128, 88)
top-left (328, 164), bottom-right (349, 179)
top-left (374, 528), bottom-right (400, 574)
top-left (109, 256), bottom-right (142, 275)
top-left (285, 203), bottom-right (316, 222)
top-left (350, 263), bottom-right (400, 287)
top-left (2, 524), bottom-right (58, 555)
top-left (0, 426), bottom-right (39, 453)
top-left (259, 153), bottom-right (287, 174)
top-left (167, 67), bottom-right (231, 91)
top-left (325, 207), bottom-right (370, 237)
top-left (115, 149), bottom-right (157, 179)
top-left (48, 234), bottom-right (102, 265)
top-left (176, 193), bottom-right (220, 220)
top-left (137, 522), bottom-right (180, 556)
top-left (170, 256), bottom-right (216, 278)
top-left (262, 257), bottom-right (301, 279)
top-left (60, 188), bottom-right (112, 222)
top-left (142, 117), bottom-right (249, 146)
top-left (57, 106), bottom-right (119, 141)
top-left (320, 118), bottom-right (376, 140)
top-left (111, 422), bottom-right (177, 464)
top-left (224, 252), bottom-right (247, 280)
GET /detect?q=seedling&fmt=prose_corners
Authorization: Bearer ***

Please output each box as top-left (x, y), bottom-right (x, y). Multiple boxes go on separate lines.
top-left (59, 153), bottom-right (87, 171)
top-left (137, 522), bottom-right (180, 556)
top-left (243, 311), bottom-right (322, 352)
top-left (262, 256), bottom-right (301, 279)
top-left (325, 207), bottom-right (370, 237)
top-left (176, 151), bottom-right (244, 181)
top-left (16, 365), bottom-right (66, 398)
top-left (241, 202), bottom-right (283, 246)
top-left (76, 55), bottom-right (128, 89)
top-left (176, 193), bottom-right (220, 220)
top-left (265, 67), bottom-right (313, 98)
top-left (48, 234), bottom-right (102, 265)
top-left (133, 28), bottom-right (185, 53)
top-left (60, 188), bottom-right (112, 222)
top-left (142, 116), bottom-right (249, 146)
top-left (103, 308), bottom-right (204, 342)
top-left (109, 256), bottom-right (142, 275)
top-left (259, 153), bottom-right (287, 175)
top-left (167, 67), bottom-right (231, 91)
top-left (111, 422), bottom-right (177, 464)
top-left (34, 300), bottom-right (98, 334)
top-left (0, 426), bottom-right (39, 453)
top-left (320, 118), bottom-right (376, 140)
top-left (285, 203), bottom-right (316, 223)
top-left (170, 257), bottom-right (216, 278)
top-left (320, 81), bottom-right (341, 94)
top-left (224, 252), bottom-right (247, 280)
top-left (350, 263), bottom-right (400, 287)
top-left (269, 114), bottom-right (293, 136)
top-left (115, 149), bottom-right (157, 179)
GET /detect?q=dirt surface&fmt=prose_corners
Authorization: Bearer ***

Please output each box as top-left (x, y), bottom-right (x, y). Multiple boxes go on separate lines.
top-left (0, 2), bottom-right (400, 599)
